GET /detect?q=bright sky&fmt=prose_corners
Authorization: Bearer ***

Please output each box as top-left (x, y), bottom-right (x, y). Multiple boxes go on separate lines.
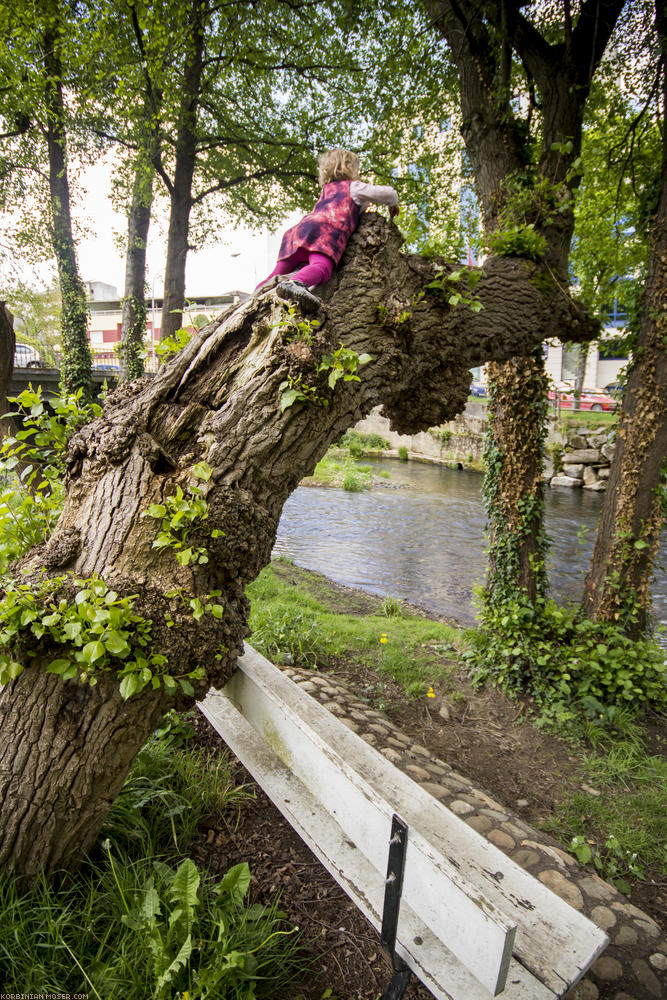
top-left (50, 157), bottom-right (291, 299)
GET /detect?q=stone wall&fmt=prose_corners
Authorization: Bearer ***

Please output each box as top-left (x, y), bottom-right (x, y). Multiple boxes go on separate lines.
top-left (550, 427), bottom-right (616, 492)
top-left (355, 405), bottom-right (617, 492)
top-left (355, 403), bottom-right (487, 467)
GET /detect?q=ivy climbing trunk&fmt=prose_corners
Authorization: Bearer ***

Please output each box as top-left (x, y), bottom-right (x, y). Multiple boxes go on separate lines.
top-left (423, 0), bottom-right (623, 608)
top-left (0, 216), bottom-right (596, 879)
top-left (120, 150), bottom-right (155, 381)
top-left (43, 11), bottom-right (92, 398)
top-left (484, 356), bottom-right (550, 608)
top-left (582, 14), bottom-right (667, 637)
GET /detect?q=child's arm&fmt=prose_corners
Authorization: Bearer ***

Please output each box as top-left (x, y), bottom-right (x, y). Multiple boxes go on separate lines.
top-left (350, 180), bottom-right (399, 218)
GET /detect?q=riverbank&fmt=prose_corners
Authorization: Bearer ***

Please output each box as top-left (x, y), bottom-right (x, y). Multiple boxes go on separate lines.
top-left (353, 403), bottom-right (619, 487)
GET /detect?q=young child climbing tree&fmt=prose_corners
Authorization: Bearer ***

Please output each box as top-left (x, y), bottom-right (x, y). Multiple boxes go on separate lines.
top-left (256, 148), bottom-right (399, 312)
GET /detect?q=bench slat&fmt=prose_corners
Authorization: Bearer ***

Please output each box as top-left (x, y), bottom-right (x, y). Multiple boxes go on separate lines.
top-left (200, 687), bottom-right (554, 1000)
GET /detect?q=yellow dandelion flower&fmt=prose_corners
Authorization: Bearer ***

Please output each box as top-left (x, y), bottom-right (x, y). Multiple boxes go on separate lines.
top-left (427, 685), bottom-right (436, 698)
top-left (380, 633), bottom-right (388, 644)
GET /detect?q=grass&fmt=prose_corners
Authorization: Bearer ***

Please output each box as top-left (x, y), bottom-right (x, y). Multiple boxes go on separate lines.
top-left (557, 410), bottom-right (617, 432)
top-left (0, 726), bottom-right (306, 999)
top-left (543, 731), bottom-right (667, 892)
top-left (247, 560), bottom-right (461, 696)
top-left (304, 450), bottom-right (373, 491)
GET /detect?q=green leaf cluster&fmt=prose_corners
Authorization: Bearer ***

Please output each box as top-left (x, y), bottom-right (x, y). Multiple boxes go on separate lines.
top-left (424, 266), bottom-right (483, 311)
top-left (0, 573), bottom-right (203, 700)
top-left (118, 854), bottom-right (297, 999)
top-left (144, 462), bottom-right (219, 567)
top-left (317, 344), bottom-right (372, 390)
top-left (0, 387), bottom-right (101, 573)
top-left (154, 327), bottom-right (193, 362)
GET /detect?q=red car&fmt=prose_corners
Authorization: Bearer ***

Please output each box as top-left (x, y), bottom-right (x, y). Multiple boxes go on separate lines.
top-left (548, 388), bottom-right (617, 412)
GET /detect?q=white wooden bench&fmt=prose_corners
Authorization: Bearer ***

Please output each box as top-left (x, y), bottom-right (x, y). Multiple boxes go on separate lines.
top-left (199, 645), bottom-right (608, 1000)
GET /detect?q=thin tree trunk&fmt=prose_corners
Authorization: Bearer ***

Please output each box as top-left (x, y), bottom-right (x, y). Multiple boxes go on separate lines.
top-left (120, 152), bottom-right (154, 381)
top-left (0, 215), bottom-right (596, 879)
top-left (43, 16), bottom-right (92, 398)
top-left (485, 354), bottom-right (550, 607)
top-left (582, 16), bottom-right (667, 636)
top-left (0, 303), bottom-right (15, 437)
top-left (423, 0), bottom-right (623, 607)
top-left (160, 2), bottom-right (204, 343)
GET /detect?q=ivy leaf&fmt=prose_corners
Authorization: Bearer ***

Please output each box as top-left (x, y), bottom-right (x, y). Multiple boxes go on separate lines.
top-left (81, 640), bottom-right (106, 664)
top-left (104, 631), bottom-right (131, 657)
top-left (119, 673), bottom-right (140, 700)
top-left (280, 388), bottom-right (300, 413)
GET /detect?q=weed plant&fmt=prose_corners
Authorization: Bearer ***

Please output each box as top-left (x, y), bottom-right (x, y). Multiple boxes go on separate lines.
top-left (0, 850), bottom-right (301, 999)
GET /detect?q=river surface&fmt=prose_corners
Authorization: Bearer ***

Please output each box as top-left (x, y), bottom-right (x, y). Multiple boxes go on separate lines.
top-left (274, 459), bottom-right (667, 634)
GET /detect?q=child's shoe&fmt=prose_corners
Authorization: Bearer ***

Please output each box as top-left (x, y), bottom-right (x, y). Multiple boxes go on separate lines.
top-left (276, 280), bottom-right (320, 314)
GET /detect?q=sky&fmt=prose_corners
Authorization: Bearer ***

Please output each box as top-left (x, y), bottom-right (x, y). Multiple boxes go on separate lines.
top-left (77, 159), bottom-right (287, 298)
top-left (4, 156), bottom-right (292, 299)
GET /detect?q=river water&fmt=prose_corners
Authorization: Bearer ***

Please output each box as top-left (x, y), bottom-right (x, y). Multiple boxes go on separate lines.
top-left (274, 459), bottom-right (667, 634)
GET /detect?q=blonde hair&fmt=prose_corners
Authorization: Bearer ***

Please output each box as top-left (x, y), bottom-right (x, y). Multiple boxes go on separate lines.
top-left (318, 148), bottom-right (360, 186)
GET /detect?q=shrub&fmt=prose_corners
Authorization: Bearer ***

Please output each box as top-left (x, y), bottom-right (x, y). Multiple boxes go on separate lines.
top-left (339, 430), bottom-right (389, 452)
top-left (398, 446), bottom-right (409, 462)
top-left (464, 596), bottom-right (667, 728)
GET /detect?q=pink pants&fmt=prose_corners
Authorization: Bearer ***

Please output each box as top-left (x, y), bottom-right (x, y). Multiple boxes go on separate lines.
top-left (255, 248), bottom-right (334, 290)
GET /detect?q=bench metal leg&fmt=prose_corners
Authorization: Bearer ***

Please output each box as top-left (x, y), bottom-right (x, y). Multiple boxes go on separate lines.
top-left (383, 966), bottom-right (412, 1000)
top-left (381, 815), bottom-right (413, 1000)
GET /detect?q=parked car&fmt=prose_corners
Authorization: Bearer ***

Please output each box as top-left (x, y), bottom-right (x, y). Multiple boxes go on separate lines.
top-left (469, 380), bottom-right (487, 397)
top-left (548, 387), bottom-right (617, 412)
top-left (13, 342), bottom-right (43, 368)
top-left (604, 382), bottom-right (625, 401)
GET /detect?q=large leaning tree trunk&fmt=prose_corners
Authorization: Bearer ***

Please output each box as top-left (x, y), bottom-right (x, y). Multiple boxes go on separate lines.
top-left (0, 215), bottom-right (595, 880)
top-left (582, 11), bottom-right (667, 638)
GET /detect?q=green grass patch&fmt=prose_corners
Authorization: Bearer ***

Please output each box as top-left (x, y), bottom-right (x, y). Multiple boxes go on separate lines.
top-left (557, 410), bottom-right (617, 432)
top-left (247, 561), bottom-right (461, 695)
top-left (543, 734), bottom-right (667, 893)
top-left (304, 450), bottom-right (373, 491)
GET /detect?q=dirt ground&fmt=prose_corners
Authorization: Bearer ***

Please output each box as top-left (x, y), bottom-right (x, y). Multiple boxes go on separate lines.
top-left (190, 573), bottom-right (666, 1000)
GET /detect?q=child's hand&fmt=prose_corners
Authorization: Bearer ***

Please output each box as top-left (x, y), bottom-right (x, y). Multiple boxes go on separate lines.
top-left (389, 204), bottom-right (399, 219)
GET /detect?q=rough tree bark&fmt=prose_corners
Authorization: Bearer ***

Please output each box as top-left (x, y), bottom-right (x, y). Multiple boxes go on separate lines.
top-left (582, 7), bottom-right (667, 636)
top-left (0, 216), bottom-right (595, 879)
top-left (160, 0), bottom-right (204, 343)
top-left (0, 304), bottom-right (15, 439)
